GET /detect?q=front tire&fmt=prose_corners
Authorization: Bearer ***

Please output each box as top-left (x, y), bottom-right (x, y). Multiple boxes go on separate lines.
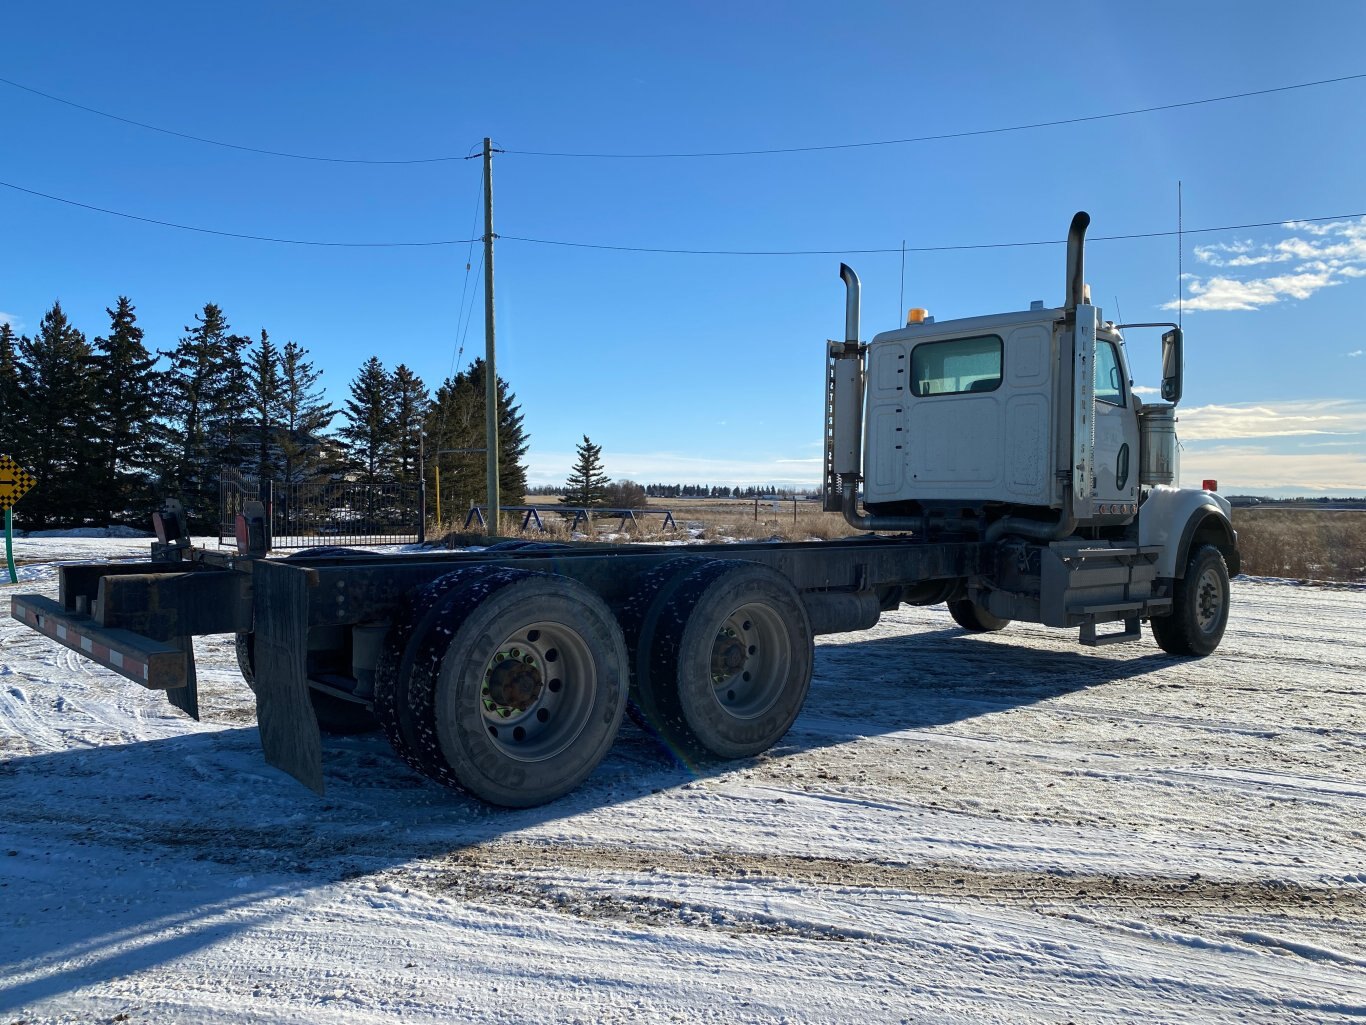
top-left (948, 598), bottom-right (1011, 632)
top-left (1151, 544), bottom-right (1231, 656)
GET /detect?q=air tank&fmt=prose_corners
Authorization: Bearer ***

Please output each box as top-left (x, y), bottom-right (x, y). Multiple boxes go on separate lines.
top-left (1138, 403), bottom-right (1178, 485)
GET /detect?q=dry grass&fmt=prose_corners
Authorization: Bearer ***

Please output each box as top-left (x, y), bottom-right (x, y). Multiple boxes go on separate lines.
top-left (1232, 508), bottom-right (1366, 583)
top-left (431, 497), bottom-right (857, 546)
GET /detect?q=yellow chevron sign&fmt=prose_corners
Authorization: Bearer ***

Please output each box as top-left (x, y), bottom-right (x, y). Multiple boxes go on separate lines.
top-left (0, 454), bottom-right (36, 510)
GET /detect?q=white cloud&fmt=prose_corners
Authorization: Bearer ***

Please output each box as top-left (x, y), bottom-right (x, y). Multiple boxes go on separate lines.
top-left (1348, 349), bottom-right (1364, 358)
top-left (1176, 399), bottom-right (1366, 441)
top-left (1131, 385), bottom-right (1162, 396)
top-left (1167, 217), bottom-right (1366, 312)
top-left (1174, 269), bottom-right (1339, 312)
top-left (1179, 444), bottom-right (1366, 494)
top-left (0, 311), bottom-right (22, 331)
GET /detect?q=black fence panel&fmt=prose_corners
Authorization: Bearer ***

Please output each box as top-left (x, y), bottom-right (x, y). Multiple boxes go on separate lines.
top-left (219, 468), bottom-right (425, 549)
top-left (218, 467), bottom-right (257, 546)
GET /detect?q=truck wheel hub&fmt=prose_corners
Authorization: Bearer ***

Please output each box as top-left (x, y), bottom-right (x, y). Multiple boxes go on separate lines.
top-left (711, 630), bottom-right (747, 681)
top-left (1196, 572), bottom-right (1222, 629)
top-left (484, 649), bottom-right (543, 713)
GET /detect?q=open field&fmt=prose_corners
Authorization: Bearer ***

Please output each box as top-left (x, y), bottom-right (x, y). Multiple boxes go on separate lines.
top-left (2, 536), bottom-right (1364, 1023)
top-left (1232, 508), bottom-right (1366, 582)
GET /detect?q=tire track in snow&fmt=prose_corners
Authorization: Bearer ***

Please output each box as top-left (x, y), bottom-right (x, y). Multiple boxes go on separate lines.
top-left (413, 839), bottom-right (1365, 918)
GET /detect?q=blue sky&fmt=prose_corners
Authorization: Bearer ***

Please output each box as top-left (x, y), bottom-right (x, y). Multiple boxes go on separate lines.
top-left (2, 1), bottom-right (1364, 496)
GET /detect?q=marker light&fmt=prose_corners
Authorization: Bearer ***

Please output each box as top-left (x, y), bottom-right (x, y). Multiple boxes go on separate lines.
top-left (1202, 479), bottom-right (1218, 492)
top-left (907, 308), bottom-right (928, 325)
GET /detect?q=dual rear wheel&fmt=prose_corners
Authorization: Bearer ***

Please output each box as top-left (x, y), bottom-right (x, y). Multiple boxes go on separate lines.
top-left (378, 558), bottom-right (816, 803)
top-left (246, 557), bottom-right (816, 807)
top-left (374, 568), bottom-right (628, 807)
top-left (620, 559), bottom-right (814, 764)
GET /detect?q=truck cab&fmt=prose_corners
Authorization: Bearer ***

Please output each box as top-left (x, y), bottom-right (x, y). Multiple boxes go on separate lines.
top-left (827, 212), bottom-right (1238, 653)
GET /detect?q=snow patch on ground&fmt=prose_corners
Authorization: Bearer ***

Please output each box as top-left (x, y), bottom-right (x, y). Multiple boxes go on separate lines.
top-left (14, 525), bottom-right (151, 539)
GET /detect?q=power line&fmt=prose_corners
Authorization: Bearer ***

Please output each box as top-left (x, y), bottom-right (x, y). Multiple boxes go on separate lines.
top-left (4, 71), bottom-right (1364, 164)
top-left (0, 180), bottom-right (478, 247)
top-left (503, 73), bottom-right (1366, 158)
top-left (3, 177), bottom-right (1361, 253)
top-left (502, 215), bottom-right (1366, 255)
top-left (0, 75), bottom-right (473, 165)
top-left (450, 178), bottom-right (487, 377)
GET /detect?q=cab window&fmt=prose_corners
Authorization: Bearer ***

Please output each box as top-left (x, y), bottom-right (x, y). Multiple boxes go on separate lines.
top-left (911, 335), bottom-right (1003, 396)
top-left (1096, 340), bottom-right (1125, 406)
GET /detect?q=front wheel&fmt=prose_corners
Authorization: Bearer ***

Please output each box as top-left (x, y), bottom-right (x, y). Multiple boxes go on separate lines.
top-left (948, 598), bottom-right (1011, 632)
top-left (1151, 544), bottom-right (1231, 656)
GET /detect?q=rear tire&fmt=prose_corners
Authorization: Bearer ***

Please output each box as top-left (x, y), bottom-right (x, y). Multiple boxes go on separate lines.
top-left (405, 570), bottom-right (628, 807)
top-left (372, 568), bottom-right (498, 775)
top-left (626, 560), bottom-right (813, 763)
top-left (948, 598), bottom-right (1011, 632)
top-left (616, 557), bottom-right (713, 740)
top-left (1151, 544), bottom-right (1230, 656)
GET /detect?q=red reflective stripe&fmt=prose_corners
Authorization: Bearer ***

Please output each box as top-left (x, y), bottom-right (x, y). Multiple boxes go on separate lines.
top-left (24, 606), bottom-right (150, 681)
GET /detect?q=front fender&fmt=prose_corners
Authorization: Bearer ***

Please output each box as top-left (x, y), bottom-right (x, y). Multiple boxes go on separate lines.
top-left (1138, 486), bottom-right (1240, 578)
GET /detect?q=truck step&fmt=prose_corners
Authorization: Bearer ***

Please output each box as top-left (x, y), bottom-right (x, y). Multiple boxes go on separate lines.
top-left (1079, 616), bottom-right (1143, 647)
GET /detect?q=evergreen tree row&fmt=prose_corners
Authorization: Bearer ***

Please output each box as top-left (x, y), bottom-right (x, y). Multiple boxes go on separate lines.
top-left (2, 299), bottom-right (529, 530)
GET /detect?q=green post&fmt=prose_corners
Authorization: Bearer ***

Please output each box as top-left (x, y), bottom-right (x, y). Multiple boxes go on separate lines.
top-left (4, 507), bottom-right (15, 584)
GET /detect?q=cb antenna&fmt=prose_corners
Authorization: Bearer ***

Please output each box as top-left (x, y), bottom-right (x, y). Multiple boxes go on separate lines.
top-left (899, 239), bottom-right (906, 324)
top-left (1177, 180), bottom-right (1184, 331)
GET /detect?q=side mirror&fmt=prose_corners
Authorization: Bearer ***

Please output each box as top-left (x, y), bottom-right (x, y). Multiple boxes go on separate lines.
top-left (1161, 327), bottom-right (1183, 404)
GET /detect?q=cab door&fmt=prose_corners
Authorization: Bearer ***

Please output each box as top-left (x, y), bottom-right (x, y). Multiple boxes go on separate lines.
top-left (1091, 338), bottom-right (1139, 510)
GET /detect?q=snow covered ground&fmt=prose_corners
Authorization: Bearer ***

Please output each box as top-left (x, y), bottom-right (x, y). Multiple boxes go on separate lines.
top-left (1, 536), bottom-right (1363, 1024)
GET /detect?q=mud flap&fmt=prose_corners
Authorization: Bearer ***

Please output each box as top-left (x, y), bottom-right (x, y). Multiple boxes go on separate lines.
top-left (164, 634), bottom-right (200, 720)
top-left (252, 559), bottom-right (324, 795)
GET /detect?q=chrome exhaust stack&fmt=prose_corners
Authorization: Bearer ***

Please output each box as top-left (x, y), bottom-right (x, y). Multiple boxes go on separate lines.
top-left (840, 262), bottom-right (861, 346)
top-left (822, 264), bottom-right (864, 513)
top-left (987, 211), bottom-right (1090, 543)
top-left (1065, 210), bottom-right (1089, 316)
top-left (826, 263), bottom-right (924, 532)
top-left (830, 264), bottom-right (863, 480)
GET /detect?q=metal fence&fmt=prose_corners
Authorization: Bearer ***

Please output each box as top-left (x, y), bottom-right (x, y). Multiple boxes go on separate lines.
top-left (219, 467), bottom-right (426, 549)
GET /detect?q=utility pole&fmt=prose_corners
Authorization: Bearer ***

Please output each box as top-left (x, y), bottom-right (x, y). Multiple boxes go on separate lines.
top-left (482, 137), bottom-right (501, 534)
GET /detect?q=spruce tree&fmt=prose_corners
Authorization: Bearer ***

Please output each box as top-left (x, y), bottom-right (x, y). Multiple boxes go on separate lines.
top-left (162, 303), bottom-right (251, 527)
top-left (248, 329), bottom-right (281, 483)
top-left (17, 302), bottom-right (98, 526)
top-left (389, 364), bottom-right (429, 484)
top-left (561, 435), bottom-right (610, 507)
top-left (91, 297), bottom-right (161, 524)
top-left (276, 340), bottom-right (335, 484)
top-left (340, 356), bottom-right (397, 484)
top-left (0, 322), bottom-right (24, 463)
top-left (424, 357), bottom-right (529, 516)
top-left (217, 329), bottom-right (254, 475)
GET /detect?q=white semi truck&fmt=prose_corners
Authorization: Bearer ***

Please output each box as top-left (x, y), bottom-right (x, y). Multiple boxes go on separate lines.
top-left (11, 211), bottom-right (1237, 807)
top-left (826, 211), bottom-right (1237, 654)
